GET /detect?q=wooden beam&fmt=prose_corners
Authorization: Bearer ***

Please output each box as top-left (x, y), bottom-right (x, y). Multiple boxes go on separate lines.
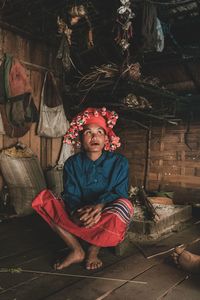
top-left (0, 21), bottom-right (56, 45)
top-left (165, 80), bottom-right (195, 91)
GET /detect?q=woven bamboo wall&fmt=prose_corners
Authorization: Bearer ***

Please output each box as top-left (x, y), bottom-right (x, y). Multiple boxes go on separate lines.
top-left (119, 122), bottom-right (200, 203)
top-left (0, 28), bottom-right (63, 189)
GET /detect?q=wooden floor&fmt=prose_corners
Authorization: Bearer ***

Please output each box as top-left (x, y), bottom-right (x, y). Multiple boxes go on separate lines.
top-left (0, 214), bottom-right (200, 300)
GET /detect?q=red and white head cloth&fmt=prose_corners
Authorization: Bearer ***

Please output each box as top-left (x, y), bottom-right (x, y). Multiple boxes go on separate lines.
top-left (64, 107), bottom-right (121, 151)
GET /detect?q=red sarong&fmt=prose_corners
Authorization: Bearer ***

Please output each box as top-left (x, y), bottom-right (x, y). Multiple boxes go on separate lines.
top-left (32, 189), bottom-right (134, 247)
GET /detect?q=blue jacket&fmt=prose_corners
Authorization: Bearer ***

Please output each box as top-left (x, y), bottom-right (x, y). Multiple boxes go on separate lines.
top-left (62, 151), bottom-right (129, 212)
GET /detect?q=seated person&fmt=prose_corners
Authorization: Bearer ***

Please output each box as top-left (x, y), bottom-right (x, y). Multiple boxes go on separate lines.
top-left (32, 107), bottom-right (134, 270)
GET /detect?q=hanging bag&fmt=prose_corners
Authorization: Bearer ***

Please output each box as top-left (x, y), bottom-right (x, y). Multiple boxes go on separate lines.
top-left (37, 71), bottom-right (69, 138)
top-left (0, 54), bottom-right (39, 138)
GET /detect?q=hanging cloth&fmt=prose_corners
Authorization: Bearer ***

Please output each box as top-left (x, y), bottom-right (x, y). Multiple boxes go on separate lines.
top-left (0, 54), bottom-right (38, 138)
top-left (156, 18), bottom-right (164, 52)
top-left (140, 1), bottom-right (157, 51)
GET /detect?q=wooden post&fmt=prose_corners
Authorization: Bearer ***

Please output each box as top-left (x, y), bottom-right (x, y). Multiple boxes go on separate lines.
top-left (143, 124), bottom-right (151, 190)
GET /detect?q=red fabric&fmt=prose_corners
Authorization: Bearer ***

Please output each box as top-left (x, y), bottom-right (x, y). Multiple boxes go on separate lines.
top-left (85, 115), bottom-right (108, 133)
top-left (9, 58), bottom-right (32, 97)
top-left (32, 189), bottom-right (132, 247)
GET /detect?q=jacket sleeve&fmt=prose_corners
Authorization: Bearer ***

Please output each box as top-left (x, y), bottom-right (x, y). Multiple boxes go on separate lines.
top-left (62, 159), bottom-right (82, 213)
top-left (94, 156), bottom-right (129, 205)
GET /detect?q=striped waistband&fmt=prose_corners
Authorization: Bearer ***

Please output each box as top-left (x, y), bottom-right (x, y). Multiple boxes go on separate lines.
top-left (102, 198), bottom-right (134, 224)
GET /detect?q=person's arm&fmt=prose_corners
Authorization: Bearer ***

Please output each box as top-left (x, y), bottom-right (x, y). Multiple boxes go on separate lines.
top-left (88, 29), bottom-right (94, 48)
top-left (85, 16), bottom-right (94, 48)
top-left (95, 156), bottom-right (129, 205)
top-left (62, 159), bottom-right (82, 213)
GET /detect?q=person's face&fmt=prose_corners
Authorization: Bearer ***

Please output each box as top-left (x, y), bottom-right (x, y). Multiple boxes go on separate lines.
top-left (81, 123), bottom-right (108, 154)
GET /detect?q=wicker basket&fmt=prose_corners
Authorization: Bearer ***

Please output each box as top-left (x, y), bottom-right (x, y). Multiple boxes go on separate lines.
top-left (0, 144), bottom-right (46, 215)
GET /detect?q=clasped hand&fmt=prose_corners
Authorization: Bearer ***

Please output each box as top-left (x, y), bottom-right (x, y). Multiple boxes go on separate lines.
top-left (72, 204), bottom-right (104, 228)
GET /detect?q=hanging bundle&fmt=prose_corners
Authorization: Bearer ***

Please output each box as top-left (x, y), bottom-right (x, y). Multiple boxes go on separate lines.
top-left (114, 0), bottom-right (135, 52)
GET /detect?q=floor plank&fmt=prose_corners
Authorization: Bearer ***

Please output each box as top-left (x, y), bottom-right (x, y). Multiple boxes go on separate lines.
top-left (163, 274), bottom-right (200, 300)
top-left (1, 214), bottom-right (200, 300)
top-left (103, 262), bottom-right (187, 300)
top-left (135, 221), bottom-right (200, 259)
top-left (0, 215), bottom-right (59, 260)
top-left (0, 240), bottom-right (126, 300)
top-left (42, 252), bottom-right (159, 300)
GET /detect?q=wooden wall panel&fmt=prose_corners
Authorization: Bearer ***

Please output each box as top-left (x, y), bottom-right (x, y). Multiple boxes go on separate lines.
top-left (52, 137), bottom-right (62, 166)
top-left (18, 130), bottom-right (30, 147)
top-left (29, 70), bottom-right (43, 162)
top-left (0, 28), bottom-right (63, 181)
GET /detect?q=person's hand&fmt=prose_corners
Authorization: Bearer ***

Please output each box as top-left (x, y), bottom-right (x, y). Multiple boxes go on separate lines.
top-left (71, 211), bottom-right (84, 226)
top-left (77, 204), bottom-right (104, 228)
top-left (88, 39), bottom-right (94, 48)
top-left (88, 30), bottom-right (94, 48)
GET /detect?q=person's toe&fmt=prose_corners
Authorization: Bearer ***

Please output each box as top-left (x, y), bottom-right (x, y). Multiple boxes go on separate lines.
top-left (171, 253), bottom-right (178, 263)
top-left (53, 257), bottom-right (65, 270)
top-left (175, 246), bottom-right (185, 255)
top-left (86, 260), bottom-right (102, 270)
top-left (98, 261), bottom-right (102, 268)
top-left (53, 262), bottom-right (60, 270)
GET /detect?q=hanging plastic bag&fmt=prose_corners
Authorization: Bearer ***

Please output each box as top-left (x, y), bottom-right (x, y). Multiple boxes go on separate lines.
top-left (37, 71), bottom-right (69, 137)
top-left (57, 142), bottom-right (74, 167)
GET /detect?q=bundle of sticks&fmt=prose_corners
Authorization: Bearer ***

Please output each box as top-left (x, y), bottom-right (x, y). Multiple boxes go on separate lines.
top-left (129, 186), bottom-right (159, 222)
top-left (77, 64), bottom-right (119, 92)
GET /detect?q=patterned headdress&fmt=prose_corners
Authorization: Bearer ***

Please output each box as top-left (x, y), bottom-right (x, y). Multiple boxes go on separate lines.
top-left (64, 107), bottom-right (121, 151)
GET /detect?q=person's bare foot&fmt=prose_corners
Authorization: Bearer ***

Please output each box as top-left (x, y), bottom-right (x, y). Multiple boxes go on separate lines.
top-left (86, 245), bottom-right (102, 270)
top-left (172, 246), bottom-right (200, 273)
top-left (54, 248), bottom-right (85, 270)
